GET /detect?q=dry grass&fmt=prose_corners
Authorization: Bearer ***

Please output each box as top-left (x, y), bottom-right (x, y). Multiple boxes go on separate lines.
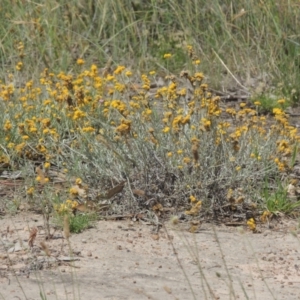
top-left (0, 1), bottom-right (299, 102)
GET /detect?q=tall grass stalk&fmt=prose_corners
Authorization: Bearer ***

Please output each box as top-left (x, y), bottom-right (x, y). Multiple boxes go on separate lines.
top-left (1, 0), bottom-right (299, 100)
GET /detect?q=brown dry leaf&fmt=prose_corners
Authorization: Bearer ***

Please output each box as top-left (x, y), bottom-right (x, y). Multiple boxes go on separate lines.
top-left (75, 200), bottom-right (110, 213)
top-left (152, 203), bottom-right (163, 212)
top-left (132, 189), bottom-right (146, 197)
top-left (105, 181), bottom-right (126, 199)
top-left (75, 200), bottom-right (96, 212)
top-left (40, 241), bottom-right (51, 257)
top-left (236, 196), bottom-right (244, 204)
top-left (52, 182), bottom-right (69, 195)
top-left (129, 83), bottom-right (141, 91)
top-left (188, 225), bottom-right (200, 233)
top-left (191, 143), bottom-right (199, 162)
top-left (151, 234), bottom-right (159, 241)
top-left (190, 220), bottom-right (201, 226)
top-left (163, 286), bottom-right (172, 294)
top-left (95, 181), bottom-right (126, 200)
top-left (135, 213), bottom-right (145, 220)
top-left (28, 227), bottom-right (38, 248)
top-left (249, 202), bottom-right (257, 209)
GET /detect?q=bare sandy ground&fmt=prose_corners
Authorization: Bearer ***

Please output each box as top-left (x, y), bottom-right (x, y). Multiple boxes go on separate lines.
top-left (1, 213), bottom-right (300, 300)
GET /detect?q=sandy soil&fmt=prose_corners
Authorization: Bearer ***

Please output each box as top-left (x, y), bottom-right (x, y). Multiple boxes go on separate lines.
top-left (0, 213), bottom-right (300, 300)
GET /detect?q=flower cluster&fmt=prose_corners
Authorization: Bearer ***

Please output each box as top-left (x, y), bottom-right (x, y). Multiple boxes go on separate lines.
top-left (54, 200), bottom-right (78, 215)
top-left (1, 46), bottom-right (299, 226)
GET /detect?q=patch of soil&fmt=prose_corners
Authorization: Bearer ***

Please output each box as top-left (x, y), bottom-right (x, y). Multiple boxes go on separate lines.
top-left (1, 213), bottom-right (300, 300)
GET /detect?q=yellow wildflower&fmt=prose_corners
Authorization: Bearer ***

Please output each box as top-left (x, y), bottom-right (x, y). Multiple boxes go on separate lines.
top-left (73, 109), bottom-right (86, 120)
top-left (190, 195), bottom-right (197, 203)
top-left (260, 211), bottom-right (271, 223)
top-left (273, 108), bottom-right (284, 115)
top-left (185, 200), bottom-right (202, 216)
top-left (114, 65), bottom-right (126, 75)
top-left (144, 109), bottom-right (152, 115)
top-left (82, 126), bottom-right (95, 133)
top-left (27, 187), bottom-right (35, 195)
top-left (36, 144), bottom-right (47, 153)
top-left (4, 120), bottom-right (12, 131)
top-left (247, 218), bottom-right (256, 231)
top-left (16, 62), bottom-right (23, 71)
top-left (201, 118), bottom-right (211, 130)
top-left (194, 72), bottom-right (204, 81)
top-left (162, 127), bottom-right (170, 133)
top-left (106, 74), bottom-right (114, 81)
top-left (116, 119), bottom-right (131, 135)
top-left (36, 176), bottom-right (49, 183)
top-left (177, 88), bottom-right (187, 96)
top-left (277, 99), bottom-right (286, 105)
top-left (181, 115), bottom-right (190, 125)
top-left (44, 162), bottom-right (50, 169)
top-left (90, 64), bottom-right (98, 75)
top-left (76, 58), bottom-right (85, 65)
top-left (75, 178), bottom-right (82, 185)
top-left (183, 157), bottom-right (191, 164)
top-left (69, 187), bottom-right (79, 196)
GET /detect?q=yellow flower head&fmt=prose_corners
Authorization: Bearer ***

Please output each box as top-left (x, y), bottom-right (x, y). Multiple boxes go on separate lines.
top-left (76, 58), bottom-right (85, 65)
top-left (16, 62), bottom-right (23, 71)
top-left (273, 108), bottom-right (284, 115)
top-left (69, 187), bottom-right (79, 195)
top-left (162, 127), bottom-right (170, 133)
top-left (27, 187), bottom-right (35, 195)
top-left (260, 211), bottom-right (271, 223)
top-left (247, 218), bottom-right (256, 231)
top-left (163, 53), bottom-right (172, 59)
top-left (114, 65), bottom-right (126, 75)
top-left (44, 162), bottom-right (50, 169)
top-left (75, 178), bottom-right (82, 185)
top-left (4, 120), bottom-right (12, 131)
top-left (190, 195), bottom-right (197, 203)
top-left (277, 99), bottom-right (286, 105)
